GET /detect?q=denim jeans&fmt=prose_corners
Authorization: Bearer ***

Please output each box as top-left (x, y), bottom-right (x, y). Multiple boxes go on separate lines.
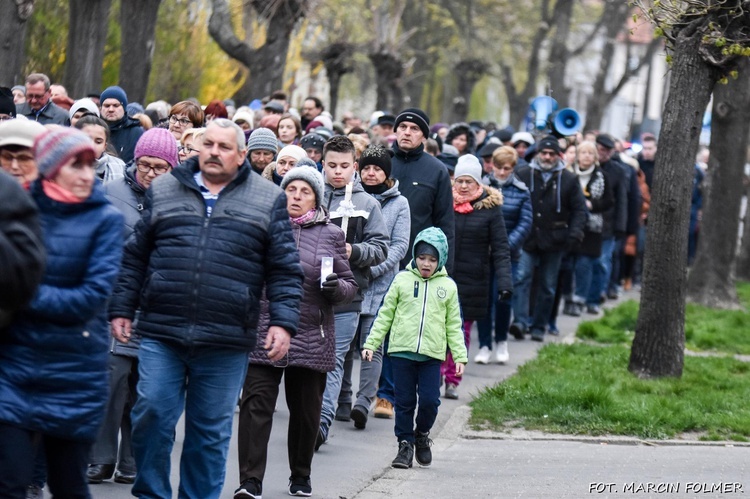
top-left (390, 357), bottom-right (442, 443)
top-left (320, 311), bottom-right (360, 430)
top-left (376, 335), bottom-right (395, 404)
top-left (339, 315), bottom-right (380, 412)
top-left (609, 236), bottom-right (625, 293)
top-left (131, 338), bottom-right (248, 499)
top-left (477, 260), bottom-right (520, 348)
top-left (589, 237), bottom-right (615, 304)
top-left (574, 254), bottom-right (598, 305)
top-left (513, 250), bottom-right (564, 333)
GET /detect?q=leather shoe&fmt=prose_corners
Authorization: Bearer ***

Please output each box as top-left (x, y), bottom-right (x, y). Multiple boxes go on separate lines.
top-left (114, 469), bottom-right (136, 484)
top-left (87, 463), bottom-right (115, 484)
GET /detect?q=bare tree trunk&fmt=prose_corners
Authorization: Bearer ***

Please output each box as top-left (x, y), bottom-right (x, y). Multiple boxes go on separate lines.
top-left (321, 42), bottom-right (353, 119)
top-left (0, 0), bottom-right (34, 86)
top-left (119, 0), bottom-right (162, 104)
top-left (63, 0), bottom-right (111, 98)
top-left (446, 58), bottom-right (486, 123)
top-left (629, 29), bottom-right (719, 378)
top-left (687, 59), bottom-right (750, 309)
top-left (369, 51), bottom-right (403, 111)
top-left (737, 182), bottom-right (750, 280)
top-left (546, 0), bottom-right (574, 107)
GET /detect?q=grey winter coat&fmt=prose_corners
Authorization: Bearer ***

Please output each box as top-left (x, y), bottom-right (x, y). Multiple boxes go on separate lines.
top-left (249, 208), bottom-right (358, 372)
top-left (361, 180), bottom-right (411, 316)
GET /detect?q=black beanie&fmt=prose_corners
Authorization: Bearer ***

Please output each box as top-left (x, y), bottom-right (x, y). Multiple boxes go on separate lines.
top-left (414, 241), bottom-right (439, 260)
top-left (0, 87), bottom-right (16, 117)
top-left (359, 145), bottom-right (393, 178)
top-left (394, 108), bottom-right (430, 137)
top-left (537, 135), bottom-right (561, 154)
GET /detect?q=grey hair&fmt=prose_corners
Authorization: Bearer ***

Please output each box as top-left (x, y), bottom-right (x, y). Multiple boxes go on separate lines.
top-left (208, 118), bottom-right (247, 152)
top-left (26, 73), bottom-right (51, 90)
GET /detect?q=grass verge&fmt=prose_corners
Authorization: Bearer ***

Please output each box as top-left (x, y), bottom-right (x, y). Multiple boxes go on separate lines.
top-left (470, 343), bottom-right (750, 441)
top-left (576, 282), bottom-right (750, 355)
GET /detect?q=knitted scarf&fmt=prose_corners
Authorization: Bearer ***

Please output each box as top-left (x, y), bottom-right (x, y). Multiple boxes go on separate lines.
top-left (452, 183), bottom-right (484, 214)
top-left (290, 208), bottom-right (317, 226)
top-left (42, 179), bottom-right (85, 204)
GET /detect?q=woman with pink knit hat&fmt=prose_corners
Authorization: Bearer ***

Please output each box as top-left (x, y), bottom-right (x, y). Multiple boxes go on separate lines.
top-left (0, 127), bottom-right (124, 497)
top-left (85, 127), bottom-right (179, 486)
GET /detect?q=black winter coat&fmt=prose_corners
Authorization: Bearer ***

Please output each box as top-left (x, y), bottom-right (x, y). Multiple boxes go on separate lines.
top-left (453, 186), bottom-right (513, 321)
top-left (0, 172), bottom-right (45, 328)
top-left (109, 116), bottom-right (144, 164)
top-left (250, 208), bottom-right (357, 372)
top-left (515, 161), bottom-right (587, 254)
top-left (600, 158), bottom-right (628, 239)
top-left (108, 157), bottom-right (304, 350)
top-left (391, 143), bottom-right (456, 272)
top-left (572, 166), bottom-right (614, 257)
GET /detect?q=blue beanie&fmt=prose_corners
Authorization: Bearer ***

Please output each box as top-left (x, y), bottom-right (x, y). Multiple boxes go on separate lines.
top-left (100, 86), bottom-right (128, 108)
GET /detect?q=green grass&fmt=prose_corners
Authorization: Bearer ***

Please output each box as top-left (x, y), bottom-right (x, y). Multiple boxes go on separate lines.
top-left (470, 343), bottom-right (750, 440)
top-left (576, 282), bottom-right (750, 355)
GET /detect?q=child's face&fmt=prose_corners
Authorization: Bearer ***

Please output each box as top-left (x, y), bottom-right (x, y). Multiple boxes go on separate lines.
top-left (416, 254), bottom-right (438, 278)
top-left (323, 150), bottom-right (357, 188)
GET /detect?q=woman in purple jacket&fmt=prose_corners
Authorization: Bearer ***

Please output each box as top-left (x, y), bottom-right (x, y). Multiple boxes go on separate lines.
top-left (235, 166), bottom-right (358, 498)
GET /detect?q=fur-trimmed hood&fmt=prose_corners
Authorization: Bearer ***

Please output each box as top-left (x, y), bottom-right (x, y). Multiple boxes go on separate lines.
top-left (445, 122), bottom-right (477, 155)
top-left (472, 185), bottom-right (503, 210)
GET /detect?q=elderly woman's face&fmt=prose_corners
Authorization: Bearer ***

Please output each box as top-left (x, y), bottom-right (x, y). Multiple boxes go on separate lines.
top-left (454, 175), bottom-right (479, 196)
top-left (276, 156), bottom-right (297, 177)
top-left (285, 179), bottom-right (316, 218)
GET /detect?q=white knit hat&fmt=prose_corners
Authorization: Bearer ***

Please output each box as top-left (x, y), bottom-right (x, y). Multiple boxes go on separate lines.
top-left (277, 144), bottom-right (307, 163)
top-left (453, 155), bottom-right (482, 184)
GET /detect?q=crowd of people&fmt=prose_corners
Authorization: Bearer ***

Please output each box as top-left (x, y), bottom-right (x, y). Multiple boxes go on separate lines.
top-left (0, 73), bottom-right (703, 499)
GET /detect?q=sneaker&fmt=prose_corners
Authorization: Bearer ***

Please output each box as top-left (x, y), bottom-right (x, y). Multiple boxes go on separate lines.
top-left (234, 477), bottom-right (262, 499)
top-left (444, 383), bottom-right (458, 399)
top-left (547, 324), bottom-right (560, 336)
top-left (531, 330), bottom-right (545, 342)
top-left (562, 301), bottom-right (577, 316)
top-left (391, 441), bottom-right (414, 469)
top-left (414, 431), bottom-right (433, 467)
top-left (586, 304), bottom-right (601, 315)
top-left (26, 485), bottom-right (43, 499)
top-left (509, 322), bottom-right (526, 340)
top-left (474, 346), bottom-right (491, 364)
top-left (351, 405), bottom-right (368, 430)
top-left (314, 425), bottom-right (328, 452)
top-left (373, 398), bottom-right (394, 419)
top-left (288, 476), bottom-right (312, 497)
top-left (495, 341), bottom-right (509, 363)
top-left (334, 402), bottom-right (351, 422)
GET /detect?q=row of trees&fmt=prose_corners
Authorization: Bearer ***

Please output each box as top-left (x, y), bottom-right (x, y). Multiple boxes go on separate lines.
top-left (1, 0), bottom-right (659, 129)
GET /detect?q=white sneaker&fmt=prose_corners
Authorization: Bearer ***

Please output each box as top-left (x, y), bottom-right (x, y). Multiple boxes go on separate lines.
top-left (495, 341), bottom-right (509, 364)
top-left (474, 346), bottom-right (491, 364)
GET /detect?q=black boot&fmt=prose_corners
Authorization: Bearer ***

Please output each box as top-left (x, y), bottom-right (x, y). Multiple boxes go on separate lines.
top-left (391, 441), bottom-right (414, 469)
top-left (414, 431), bottom-right (433, 467)
top-left (334, 402), bottom-right (352, 422)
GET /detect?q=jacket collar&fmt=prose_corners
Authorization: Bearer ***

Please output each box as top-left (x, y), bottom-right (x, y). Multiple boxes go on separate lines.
top-left (392, 142), bottom-right (425, 162)
top-left (172, 156), bottom-right (251, 193)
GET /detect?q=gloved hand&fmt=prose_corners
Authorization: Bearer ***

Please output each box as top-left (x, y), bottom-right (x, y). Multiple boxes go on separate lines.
top-left (499, 290), bottom-right (513, 302)
top-left (321, 273), bottom-right (339, 299)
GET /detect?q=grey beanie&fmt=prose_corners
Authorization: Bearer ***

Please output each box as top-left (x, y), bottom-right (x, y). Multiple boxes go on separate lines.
top-left (247, 127), bottom-right (279, 153)
top-left (280, 165), bottom-right (325, 208)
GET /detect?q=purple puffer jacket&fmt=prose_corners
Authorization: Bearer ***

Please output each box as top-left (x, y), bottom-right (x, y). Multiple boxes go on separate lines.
top-left (249, 208), bottom-right (358, 372)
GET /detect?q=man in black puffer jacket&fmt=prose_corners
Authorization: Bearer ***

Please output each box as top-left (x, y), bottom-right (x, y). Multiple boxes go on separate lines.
top-left (108, 119), bottom-right (303, 498)
top-left (511, 135), bottom-right (587, 342)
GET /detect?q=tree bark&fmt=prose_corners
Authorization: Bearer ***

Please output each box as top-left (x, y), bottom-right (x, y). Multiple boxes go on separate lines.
top-left (63, 0), bottom-right (111, 98)
top-left (546, 0), bottom-right (574, 107)
top-left (0, 0), bottom-right (34, 87)
top-left (629, 29), bottom-right (719, 378)
top-left (119, 0), bottom-right (162, 104)
top-left (687, 59), bottom-right (750, 309)
top-left (209, 0), bottom-right (304, 104)
top-left (736, 182), bottom-right (750, 280)
top-left (369, 51), bottom-right (403, 112)
top-left (321, 42), bottom-right (353, 118)
top-left (446, 58), bottom-right (486, 123)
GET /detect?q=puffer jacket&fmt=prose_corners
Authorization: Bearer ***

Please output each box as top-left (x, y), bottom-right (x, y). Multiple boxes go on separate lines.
top-left (483, 173), bottom-right (533, 259)
top-left (324, 174), bottom-right (389, 312)
top-left (103, 164), bottom-right (147, 357)
top-left (364, 228), bottom-right (467, 363)
top-left (0, 180), bottom-right (123, 442)
top-left (249, 208), bottom-right (358, 372)
top-left (361, 180), bottom-right (411, 316)
top-left (108, 115), bottom-right (144, 164)
top-left (108, 157), bottom-right (304, 351)
top-left (453, 185), bottom-right (513, 321)
top-left (515, 159), bottom-right (587, 253)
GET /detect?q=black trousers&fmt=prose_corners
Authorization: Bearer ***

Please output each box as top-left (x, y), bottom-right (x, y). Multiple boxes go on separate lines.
top-left (0, 423), bottom-right (91, 499)
top-left (238, 365), bottom-right (327, 482)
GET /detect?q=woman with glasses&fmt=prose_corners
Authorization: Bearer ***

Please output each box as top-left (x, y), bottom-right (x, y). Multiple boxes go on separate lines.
top-left (75, 115), bottom-right (126, 184)
top-left (86, 128), bottom-right (179, 486)
top-left (167, 101), bottom-right (204, 142)
top-left (179, 128), bottom-right (205, 164)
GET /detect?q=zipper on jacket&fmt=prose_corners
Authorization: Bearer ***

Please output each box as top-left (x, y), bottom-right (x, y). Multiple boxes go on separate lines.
top-left (189, 216), bottom-right (211, 339)
top-left (413, 281), bottom-right (419, 297)
top-left (416, 280), bottom-right (429, 352)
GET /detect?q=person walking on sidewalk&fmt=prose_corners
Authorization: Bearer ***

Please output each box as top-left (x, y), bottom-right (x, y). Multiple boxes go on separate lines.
top-left (442, 155), bottom-right (512, 399)
top-left (362, 227), bottom-right (467, 469)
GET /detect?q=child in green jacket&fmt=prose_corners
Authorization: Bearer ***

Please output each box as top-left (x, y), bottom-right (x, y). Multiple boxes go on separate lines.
top-left (362, 227), bottom-right (468, 469)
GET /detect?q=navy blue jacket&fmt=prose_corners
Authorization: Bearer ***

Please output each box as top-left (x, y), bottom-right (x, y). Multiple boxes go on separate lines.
top-left (484, 173), bottom-right (533, 260)
top-left (109, 116), bottom-right (144, 164)
top-left (0, 181), bottom-right (123, 441)
top-left (108, 157), bottom-right (304, 351)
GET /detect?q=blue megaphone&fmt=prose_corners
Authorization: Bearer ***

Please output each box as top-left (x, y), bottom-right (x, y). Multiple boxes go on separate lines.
top-left (550, 108), bottom-right (581, 137)
top-left (529, 96), bottom-right (558, 131)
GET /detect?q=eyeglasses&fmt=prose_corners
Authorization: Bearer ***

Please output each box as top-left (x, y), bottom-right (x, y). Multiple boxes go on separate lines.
top-left (0, 150), bottom-right (35, 166)
top-left (169, 115), bottom-right (193, 126)
top-left (136, 160), bottom-right (171, 175)
top-left (179, 145), bottom-right (200, 155)
top-left (26, 93), bottom-right (48, 100)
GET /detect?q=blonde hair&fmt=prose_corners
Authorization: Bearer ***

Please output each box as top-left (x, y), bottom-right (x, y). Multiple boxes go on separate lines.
top-left (576, 141), bottom-right (599, 166)
top-left (181, 127), bottom-right (206, 146)
top-left (492, 145), bottom-right (518, 167)
top-left (347, 133), bottom-right (370, 161)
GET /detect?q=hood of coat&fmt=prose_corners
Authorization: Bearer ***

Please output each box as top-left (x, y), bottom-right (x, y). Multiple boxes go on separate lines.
top-left (472, 185), bottom-right (503, 210)
top-left (410, 226), bottom-right (449, 271)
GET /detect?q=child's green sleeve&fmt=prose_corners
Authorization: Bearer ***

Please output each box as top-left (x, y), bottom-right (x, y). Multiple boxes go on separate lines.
top-left (445, 288), bottom-right (468, 364)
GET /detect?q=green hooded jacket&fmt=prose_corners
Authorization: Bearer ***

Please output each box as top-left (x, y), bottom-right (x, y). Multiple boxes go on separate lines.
top-left (364, 227), bottom-right (468, 363)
